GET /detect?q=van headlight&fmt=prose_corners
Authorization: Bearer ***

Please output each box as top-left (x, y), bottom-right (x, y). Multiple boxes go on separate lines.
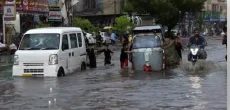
top-left (14, 55), bottom-right (19, 65)
top-left (49, 54), bottom-right (58, 65)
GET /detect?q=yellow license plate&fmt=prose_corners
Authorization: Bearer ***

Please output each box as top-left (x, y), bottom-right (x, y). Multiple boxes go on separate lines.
top-left (22, 74), bottom-right (33, 77)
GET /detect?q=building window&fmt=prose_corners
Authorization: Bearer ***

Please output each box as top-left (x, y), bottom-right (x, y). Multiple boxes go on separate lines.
top-left (220, 6), bottom-right (225, 12)
top-left (85, 0), bottom-right (96, 9)
top-left (91, 0), bottom-right (96, 8)
top-left (212, 4), bottom-right (218, 11)
top-left (85, 0), bottom-right (90, 9)
top-left (218, 0), bottom-right (225, 2)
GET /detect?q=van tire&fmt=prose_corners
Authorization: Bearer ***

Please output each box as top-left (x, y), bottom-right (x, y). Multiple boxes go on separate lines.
top-left (57, 68), bottom-right (65, 77)
top-left (81, 62), bottom-right (86, 71)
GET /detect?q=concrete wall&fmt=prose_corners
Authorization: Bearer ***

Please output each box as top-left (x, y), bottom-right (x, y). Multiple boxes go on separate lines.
top-left (204, 0), bottom-right (227, 11)
top-left (102, 0), bottom-right (122, 15)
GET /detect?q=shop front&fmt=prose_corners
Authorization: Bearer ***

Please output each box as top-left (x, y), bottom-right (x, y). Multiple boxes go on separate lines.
top-left (0, 0), bottom-right (49, 44)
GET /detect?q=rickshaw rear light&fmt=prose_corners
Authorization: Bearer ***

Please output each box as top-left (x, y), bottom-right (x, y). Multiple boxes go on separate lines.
top-left (143, 62), bottom-right (152, 71)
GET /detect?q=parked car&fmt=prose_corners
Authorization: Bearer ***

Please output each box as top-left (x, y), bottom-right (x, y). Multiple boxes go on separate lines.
top-left (100, 31), bottom-right (111, 44)
top-left (84, 32), bottom-right (96, 44)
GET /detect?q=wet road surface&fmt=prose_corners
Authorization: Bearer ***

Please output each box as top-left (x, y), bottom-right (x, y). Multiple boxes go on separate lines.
top-left (0, 38), bottom-right (226, 110)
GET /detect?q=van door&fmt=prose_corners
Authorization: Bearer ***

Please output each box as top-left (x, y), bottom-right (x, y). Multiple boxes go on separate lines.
top-left (60, 34), bottom-right (71, 74)
top-left (69, 33), bottom-right (80, 71)
top-left (77, 33), bottom-right (87, 64)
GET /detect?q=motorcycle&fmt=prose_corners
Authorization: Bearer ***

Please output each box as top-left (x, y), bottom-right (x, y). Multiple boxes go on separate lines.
top-left (189, 45), bottom-right (206, 66)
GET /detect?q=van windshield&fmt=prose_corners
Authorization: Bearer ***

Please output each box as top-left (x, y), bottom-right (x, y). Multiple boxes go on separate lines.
top-left (133, 35), bottom-right (161, 49)
top-left (19, 34), bottom-right (60, 50)
top-left (133, 29), bottom-right (162, 34)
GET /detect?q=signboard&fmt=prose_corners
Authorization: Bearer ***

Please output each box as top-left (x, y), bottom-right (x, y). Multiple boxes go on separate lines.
top-left (202, 11), bottom-right (221, 22)
top-left (0, 1), bottom-right (3, 11)
top-left (5, 0), bottom-right (16, 4)
top-left (48, 0), bottom-right (62, 22)
top-left (22, 0), bottom-right (49, 12)
top-left (0, 0), bottom-right (22, 11)
top-left (48, 11), bottom-right (62, 22)
top-left (49, 0), bottom-right (59, 7)
top-left (3, 4), bottom-right (16, 21)
top-left (16, 0), bottom-right (22, 11)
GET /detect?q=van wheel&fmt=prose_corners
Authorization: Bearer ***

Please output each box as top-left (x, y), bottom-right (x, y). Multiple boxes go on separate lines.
top-left (81, 62), bottom-right (86, 71)
top-left (57, 68), bottom-right (65, 77)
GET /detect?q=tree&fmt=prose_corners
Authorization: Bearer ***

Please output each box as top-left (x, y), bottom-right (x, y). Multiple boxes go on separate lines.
top-left (73, 18), bottom-right (93, 31)
top-left (64, 0), bottom-right (72, 26)
top-left (128, 0), bottom-right (205, 38)
top-left (73, 17), bottom-right (100, 33)
top-left (113, 16), bottom-right (134, 33)
top-left (123, 0), bottom-right (135, 16)
top-left (35, 22), bottom-right (50, 28)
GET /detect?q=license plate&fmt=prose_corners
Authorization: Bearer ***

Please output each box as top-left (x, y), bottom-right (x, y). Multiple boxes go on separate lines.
top-left (22, 74), bottom-right (32, 77)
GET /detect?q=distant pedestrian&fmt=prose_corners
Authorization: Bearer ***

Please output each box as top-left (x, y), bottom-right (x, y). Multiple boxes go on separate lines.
top-left (96, 32), bottom-right (102, 47)
top-left (222, 26), bottom-right (227, 60)
top-left (127, 43), bottom-right (134, 70)
top-left (9, 43), bottom-right (17, 55)
top-left (128, 34), bottom-right (133, 43)
top-left (174, 37), bottom-right (184, 61)
top-left (110, 31), bottom-right (116, 44)
top-left (97, 44), bottom-right (114, 66)
top-left (177, 33), bottom-right (181, 39)
top-left (123, 35), bottom-right (129, 46)
top-left (87, 47), bottom-right (97, 68)
top-left (120, 44), bottom-right (129, 68)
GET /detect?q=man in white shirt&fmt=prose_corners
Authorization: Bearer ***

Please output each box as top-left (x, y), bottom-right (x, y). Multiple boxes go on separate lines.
top-left (0, 42), bottom-right (6, 48)
top-left (9, 43), bottom-right (17, 54)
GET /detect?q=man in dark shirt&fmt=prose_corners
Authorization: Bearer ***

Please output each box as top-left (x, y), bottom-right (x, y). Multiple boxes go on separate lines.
top-left (120, 44), bottom-right (128, 68)
top-left (97, 44), bottom-right (114, 66)
top-left (96, 32), bottom-right (102, 47)
top-left (174, 36), bottom-right (184, 60)
top-left (222, 26), bottom-right (227, 60)
top-left (187, 29), bottom-right (207, 61)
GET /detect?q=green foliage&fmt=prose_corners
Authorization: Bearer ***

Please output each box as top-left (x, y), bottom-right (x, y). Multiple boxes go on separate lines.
top-left (73, 17), bottom-right (101, 33)
top-left (35, 22), bottom-right (50, 28)
top-left (73, 17), bottom-right (93, 31)
top-left (123, 0), bottom-right (135, 15)
top-left (113, 16), bottom-right (134, 33)
top-left (128, 0), bottom-right (205, 37)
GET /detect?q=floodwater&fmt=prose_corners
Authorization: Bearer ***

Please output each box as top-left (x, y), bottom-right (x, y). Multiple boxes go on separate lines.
top-left (0, 38), bottom-right (226, 110)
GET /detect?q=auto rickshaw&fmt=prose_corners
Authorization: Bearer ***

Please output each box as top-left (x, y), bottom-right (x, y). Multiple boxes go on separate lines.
top-left (131, 25), bottom-right (165, 71)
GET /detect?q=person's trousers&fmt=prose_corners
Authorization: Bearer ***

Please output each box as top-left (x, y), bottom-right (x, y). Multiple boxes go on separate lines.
top-left (120, 59), bottom-right (128, 68)
top-left (104, 57), bottom-right (111, 66)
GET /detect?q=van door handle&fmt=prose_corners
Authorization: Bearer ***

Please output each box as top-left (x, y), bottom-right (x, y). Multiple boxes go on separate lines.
top-left (72, 52), bottom-right (74, 56)
top-left (69, 53), bottom-right (71, 57)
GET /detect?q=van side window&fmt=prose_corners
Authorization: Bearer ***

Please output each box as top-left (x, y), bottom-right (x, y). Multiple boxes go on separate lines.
top-left (69, 33), bottom-right (78, 48)
top-left (62, 35), bottom-right (69, 50)
top-left (77, 33), bottom-right (82, 47)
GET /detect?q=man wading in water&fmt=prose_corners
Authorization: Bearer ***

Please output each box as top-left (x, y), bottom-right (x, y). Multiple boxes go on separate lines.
top-left (97, 44), bottom-right (114, 66)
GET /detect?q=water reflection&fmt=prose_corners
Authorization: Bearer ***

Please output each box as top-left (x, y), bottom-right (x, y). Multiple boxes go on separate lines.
top-left (120, 69), bottom-right (177, 80)
top-left (189, 76), bottom-right (202, 89)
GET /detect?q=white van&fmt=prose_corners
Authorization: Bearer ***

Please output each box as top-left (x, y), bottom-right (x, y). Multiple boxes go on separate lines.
top-left (12, 27), bottom-right (87, 77)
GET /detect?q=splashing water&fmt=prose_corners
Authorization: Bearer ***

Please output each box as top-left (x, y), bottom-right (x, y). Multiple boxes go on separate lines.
top-left (181, 60), bottom-right (217, 72)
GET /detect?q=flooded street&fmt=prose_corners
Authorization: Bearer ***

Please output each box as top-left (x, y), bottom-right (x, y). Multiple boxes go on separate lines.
top-left (0, 38), bottom-right (226, 110)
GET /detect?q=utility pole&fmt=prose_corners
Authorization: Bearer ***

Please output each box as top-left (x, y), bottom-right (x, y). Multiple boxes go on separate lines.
top-left (114, 0), bottom-right (116, 17)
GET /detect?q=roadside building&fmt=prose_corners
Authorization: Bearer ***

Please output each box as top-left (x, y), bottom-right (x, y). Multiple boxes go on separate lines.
top-left (0, 0), bottom-right (49, 41)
